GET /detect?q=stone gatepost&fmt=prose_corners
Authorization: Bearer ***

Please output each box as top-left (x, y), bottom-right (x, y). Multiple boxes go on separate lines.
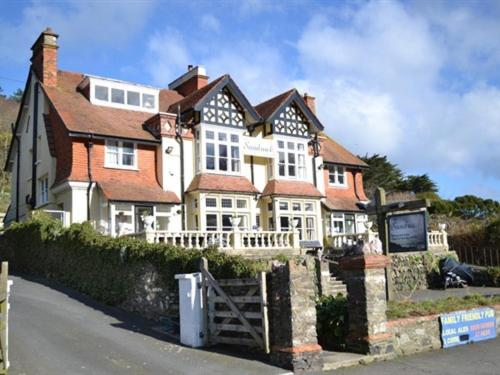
top-left (339, 254), bottom-right (394, 355)
top-left (268, 258), bottom-right (323, 373)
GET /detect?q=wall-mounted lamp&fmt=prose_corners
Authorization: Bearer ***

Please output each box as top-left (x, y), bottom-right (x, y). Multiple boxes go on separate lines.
top-left (165, 146), bottom-right (174, 154)
top-left (317, 163), bottom-right (324, 170)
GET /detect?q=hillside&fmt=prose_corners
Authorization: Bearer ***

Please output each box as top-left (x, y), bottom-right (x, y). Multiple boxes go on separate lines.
top-left (0, 96), bottom-right (19, 212)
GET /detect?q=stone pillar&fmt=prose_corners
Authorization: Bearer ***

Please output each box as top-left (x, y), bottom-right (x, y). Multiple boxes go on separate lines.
top-left (339, 254), bottom-right (394, 355)
top-left (269, 258), bottom-right (323, 373)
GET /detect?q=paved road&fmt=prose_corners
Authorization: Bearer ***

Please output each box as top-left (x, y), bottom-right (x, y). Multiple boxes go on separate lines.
top-left (9, 275), bottom-right (288, 375)
top-left (325, 338), bottom-right (499, 375)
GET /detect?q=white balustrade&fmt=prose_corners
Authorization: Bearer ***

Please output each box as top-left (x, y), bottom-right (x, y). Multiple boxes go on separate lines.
top-left (126, 229), bottom-right (301, 252)
top-left (328, 230), bottom-right (449, 252)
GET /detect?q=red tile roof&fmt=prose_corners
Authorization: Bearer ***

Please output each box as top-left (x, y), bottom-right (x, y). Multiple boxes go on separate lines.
top-left (186, 174), bottom-right (259, 194)
top-left (42, 70), bottom-right (183, 141)
top-left (254, 89), bottom-right (294, 119)
top-left (98, 178), bottom-right (180, 204)
top-left (319, 134), bottom-right (368, 168)
top-left (167, 75), bottom-right (226, 114)
top-left (323, 195), bottom-right (365, 212)
top-left (261, 180), bottom-right (323, 198)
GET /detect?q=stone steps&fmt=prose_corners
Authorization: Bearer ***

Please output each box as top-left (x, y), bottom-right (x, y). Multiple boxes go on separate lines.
top-left (327, 276), bottom-right (347, 296)
top-left (321, 350), bottom-right (396, 371)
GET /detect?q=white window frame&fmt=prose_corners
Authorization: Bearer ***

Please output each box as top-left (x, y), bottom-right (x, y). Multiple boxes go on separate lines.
top-left (105, 140), bottom-right (138, 170)
top-left (203, 128), bottom-right (241, 175)
top-left (203, 194), bottom-right (251, 231)
top-left (276, 198), bottom-right (318, 240)
top-left (328, 164), bottom-right (347, 187)
top-left (39, 175), bottom-right (49, 205)
top-left (276, 138), bottom-right (307, 180)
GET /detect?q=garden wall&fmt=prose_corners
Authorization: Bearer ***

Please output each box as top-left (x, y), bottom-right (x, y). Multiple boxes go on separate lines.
top-left (388, 304), bottom-right (500, 356)
top-left (390, 251), bottom-right (457, 294)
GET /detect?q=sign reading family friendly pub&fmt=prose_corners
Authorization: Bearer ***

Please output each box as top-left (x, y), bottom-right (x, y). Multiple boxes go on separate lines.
top-left (388, 211), bottom-right (427, 252)
top-left (440, 307), bottom-right (497, 348)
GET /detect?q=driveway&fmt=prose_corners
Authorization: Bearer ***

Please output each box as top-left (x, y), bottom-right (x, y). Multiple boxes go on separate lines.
top-left (8, 275), bottom-right (288, 375)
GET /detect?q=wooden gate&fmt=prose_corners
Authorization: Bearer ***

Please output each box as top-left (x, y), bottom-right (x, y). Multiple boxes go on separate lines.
top-left (199, 258), bottom-right (270, 353)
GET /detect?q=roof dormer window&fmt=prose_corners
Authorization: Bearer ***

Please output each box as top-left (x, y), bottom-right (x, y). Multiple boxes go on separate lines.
top-left (86, 76), bottom-right (159, 113)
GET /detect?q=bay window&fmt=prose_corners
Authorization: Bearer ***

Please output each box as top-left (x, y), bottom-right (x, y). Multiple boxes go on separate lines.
top-left (205, 130), bottom-right (240, 173)
top-left (277, 140), bottom-right (306, 179)
top-left (106, 140), bottom-right (136, 168)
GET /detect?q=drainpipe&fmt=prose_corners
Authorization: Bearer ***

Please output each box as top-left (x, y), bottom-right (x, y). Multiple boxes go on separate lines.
top-left (11, 123), bottom-right (20, 221)
top-left (30, 81), bottom-right (39, 209)
top-left (176, 105), bottom-right (186, 231)
top-left (85, 134), bottom-right (94, 221)
top-left (311, 133), bottom-right (320, 188)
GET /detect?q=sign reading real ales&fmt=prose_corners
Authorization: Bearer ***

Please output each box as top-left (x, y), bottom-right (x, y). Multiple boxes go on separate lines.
top-left (388, 211), bottom-right (427, 252)
top-left (440, 307), bottom-right (497, 348)
top-left (241, 136), bottom-right (275, 158)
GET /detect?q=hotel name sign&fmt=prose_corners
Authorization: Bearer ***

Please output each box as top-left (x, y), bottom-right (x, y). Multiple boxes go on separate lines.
top-left (241, 136), bottom-right (275, 158)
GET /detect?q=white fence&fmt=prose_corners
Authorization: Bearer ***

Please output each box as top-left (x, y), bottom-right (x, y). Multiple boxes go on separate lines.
top-left (328, 230), bottom-right (449, 252)
top-left (129, 229), bottom-right (300, 252)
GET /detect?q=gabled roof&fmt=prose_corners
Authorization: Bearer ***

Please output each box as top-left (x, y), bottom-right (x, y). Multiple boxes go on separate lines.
top-left (261, 180), bottom-right (323, 198)
top-left (186, 174), bottom-right (259, 194)
top-left (255, 89), bottom-right (324, 131)
top-left (168, 75), bottom-right (262, 123)
top-left (319, 134), bottom-right (368, 168)
top-left (42, 70), bottom-right (183, 142)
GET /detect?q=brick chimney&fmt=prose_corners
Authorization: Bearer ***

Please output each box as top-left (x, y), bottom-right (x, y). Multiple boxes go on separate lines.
top-left (31, 27), bottom-right (59, 87)
top-left (168, 65), bottom-right (208, 97)
top-left (303, 93), bottom-right (316, 115)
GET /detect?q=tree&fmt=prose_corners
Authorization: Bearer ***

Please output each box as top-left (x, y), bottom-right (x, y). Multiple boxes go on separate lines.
top-left (453, 195), bottom-right (500, 219)
top-left (9, 88), bottom-right (23, 102)
top-left (358, 154), bottom-right (404, 197)
top-left (0, 86), bottom-right (5, 99)
top-left (398, 174), bottom-right (438, 194)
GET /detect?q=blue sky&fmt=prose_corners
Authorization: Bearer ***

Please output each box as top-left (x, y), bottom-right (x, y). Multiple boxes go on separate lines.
top-left (1, 0), bottom-right (500, 200)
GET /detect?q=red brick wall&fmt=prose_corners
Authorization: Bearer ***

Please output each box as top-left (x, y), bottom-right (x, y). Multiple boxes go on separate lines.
top-left (69, 139), bottom-right (159, 186)
top-left (323, 167), bottom-right (368, 201)
top-left (173, 75), bottom-right (208, 96)
top-left (31, 45), bottom-right (58, 87)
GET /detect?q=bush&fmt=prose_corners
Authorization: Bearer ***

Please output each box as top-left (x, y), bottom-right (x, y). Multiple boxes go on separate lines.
top-left (316, 294), bottom-right (348, 351)
top-left (0, 213), bottom-right (267, 305)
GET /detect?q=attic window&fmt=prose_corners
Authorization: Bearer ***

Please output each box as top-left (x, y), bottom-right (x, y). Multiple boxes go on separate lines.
top-left (127, 91), bottom-right (140, 106)
top-left (111, 88), bottom-right (125, 104)
top-left (95, 85), bottom-right (108, 101)
top-left (142, 93), bottom-right (155, 108)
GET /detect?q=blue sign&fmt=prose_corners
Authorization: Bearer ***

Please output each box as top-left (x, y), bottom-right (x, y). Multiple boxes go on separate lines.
top-left (440, 307), bottom-right (497, 348)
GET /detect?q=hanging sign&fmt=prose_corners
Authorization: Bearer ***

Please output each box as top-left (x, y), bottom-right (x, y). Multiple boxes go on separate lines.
top-left (388, 211), bottom-right (427, 252)
top-left (241, 136), bottom-right (275, 158)
top-left (440, 307), bottom-right (496, 348)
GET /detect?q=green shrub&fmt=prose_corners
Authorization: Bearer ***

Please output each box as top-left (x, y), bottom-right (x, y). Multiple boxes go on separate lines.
top-left (316, 294), bottom-right (348, 351)
top-left (0, 213), bottom-right (267, 305)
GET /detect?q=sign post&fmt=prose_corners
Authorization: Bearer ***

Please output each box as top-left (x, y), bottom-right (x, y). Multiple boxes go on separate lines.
top-left (370, 188), bottom-right (431, 301)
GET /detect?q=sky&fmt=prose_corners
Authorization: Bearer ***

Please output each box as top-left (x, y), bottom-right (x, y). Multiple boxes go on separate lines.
top-left (1, 0), bottom-right (500, 200)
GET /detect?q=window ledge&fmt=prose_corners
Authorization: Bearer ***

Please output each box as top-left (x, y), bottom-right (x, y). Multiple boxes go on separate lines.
top-left (328, 183), bottom-right (348, 189)
top-left (104, 165), bottom-right (139, 171)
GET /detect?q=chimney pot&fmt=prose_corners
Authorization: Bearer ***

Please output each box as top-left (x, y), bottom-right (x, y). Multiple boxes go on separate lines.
top-left (187, 64), bottom-right (193, 71)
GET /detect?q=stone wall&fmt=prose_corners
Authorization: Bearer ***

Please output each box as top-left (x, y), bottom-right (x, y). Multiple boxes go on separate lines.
top-left (391, 251), bottom-right (457, 294)
top-left (120, 263), bottom-right (179, 321)
top-left (388, 304), bottom-right (500, 355)
top-left (268, 257), bottom-right (323, 373)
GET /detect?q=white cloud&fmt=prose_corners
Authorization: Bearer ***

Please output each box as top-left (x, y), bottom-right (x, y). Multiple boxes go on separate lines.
top-left (200, 14), bottom-right (221, 33)
top-left (0, 0), bottom-right (156, 64)
top-left (294, 0), bottom-right (500, 197)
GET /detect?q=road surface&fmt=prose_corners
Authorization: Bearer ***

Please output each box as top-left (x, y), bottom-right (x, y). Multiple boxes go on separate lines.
top-left (326, 338), bottom-right (499, 375)
top-left (9, 274), bottom-right (288, 375)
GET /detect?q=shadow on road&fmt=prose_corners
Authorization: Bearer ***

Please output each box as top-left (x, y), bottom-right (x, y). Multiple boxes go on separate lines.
top-left (12, 272), bottom-right (273, 366)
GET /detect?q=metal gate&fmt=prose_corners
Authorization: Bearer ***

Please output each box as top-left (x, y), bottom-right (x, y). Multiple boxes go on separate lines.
top-left (199, 258), bottom-right (269, 353)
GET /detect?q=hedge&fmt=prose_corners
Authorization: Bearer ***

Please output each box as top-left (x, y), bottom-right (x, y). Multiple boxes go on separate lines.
top-left (0, 213), bottom-right (267, 305)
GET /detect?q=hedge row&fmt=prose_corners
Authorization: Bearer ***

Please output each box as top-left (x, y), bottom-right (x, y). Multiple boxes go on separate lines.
top-left (0, 213), bottom-right (267, 305)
